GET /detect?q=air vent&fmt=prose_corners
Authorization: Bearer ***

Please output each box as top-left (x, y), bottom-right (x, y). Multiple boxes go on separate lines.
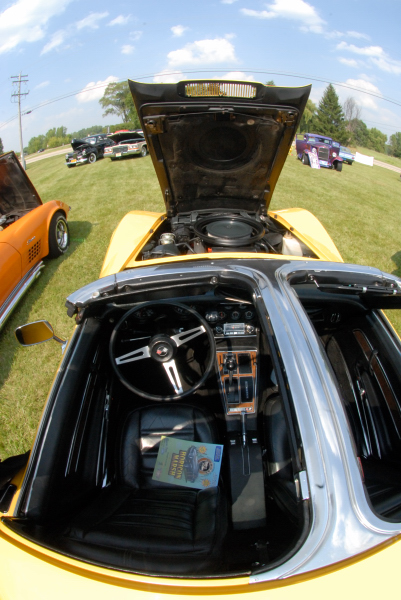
top-left (28, 239), bottom-right (41, 263)
top-left (184, 82), bottom-right (257, 99)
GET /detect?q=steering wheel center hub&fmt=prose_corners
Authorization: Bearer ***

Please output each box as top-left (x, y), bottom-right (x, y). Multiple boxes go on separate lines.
top-left (149, 335), bottom-right (176, 362)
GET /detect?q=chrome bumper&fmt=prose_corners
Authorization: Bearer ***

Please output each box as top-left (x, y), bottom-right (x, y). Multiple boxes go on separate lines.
top-left (0, 261), bottom-right (45, 331)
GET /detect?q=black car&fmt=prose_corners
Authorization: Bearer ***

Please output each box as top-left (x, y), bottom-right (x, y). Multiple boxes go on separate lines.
top-left (65, 135), bottom-right (115, 167)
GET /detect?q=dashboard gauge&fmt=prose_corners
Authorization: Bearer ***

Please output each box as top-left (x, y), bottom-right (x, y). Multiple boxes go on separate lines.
top-left (133, 307), bottom-right (155, 321)
top-left (245, 310), bottom-right (255, 320)
top-left (205, 311), bottom-right (219, 322)
top-left (231, 310), bottom-right (240, 320)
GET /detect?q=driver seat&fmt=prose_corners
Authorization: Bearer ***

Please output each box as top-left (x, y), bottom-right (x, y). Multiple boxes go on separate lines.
top-left (63, 404), bottom-right (228, 575)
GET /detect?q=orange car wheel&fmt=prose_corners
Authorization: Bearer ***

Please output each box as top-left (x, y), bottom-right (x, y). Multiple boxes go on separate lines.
top-left (48, 212), bottom-right (69, 258)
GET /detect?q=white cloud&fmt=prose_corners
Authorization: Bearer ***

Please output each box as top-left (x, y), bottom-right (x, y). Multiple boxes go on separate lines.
top-left (0, 0), bottom-right (73, 53)
top-left (167, 37), bottom-right (237, 67)
top-left (338, 57), bottom-right (359, 68)
top-left (221, 0), bottom-right (238, 3)
top-left (76, 76), bottom-right (119, 103)
top-left (108, 15), bottom-right (131, 26)
top-left (34, 80), bottom-right (50, 89)
top-left (130, 30), bottom-right (142, 41)
top-left (121, 44), bottom-right (134, 54)
top-left (76, 12), bottom-right (109, 30)
top-left (153, 70), bottom-right (184, 83)
top-left (241, 0), bottom-right (325, 33)
top-left (337, 41), bottom-right (383, 57)
top-left (219, 71), bottom-right (256, 81)
top-left (338, 78), bottom-right (383, 110)
top-left (337, 41), bottom-right (401, 75)
top-left (346, 31), bottom-right (370, 40)
top-left (171, 25), bottom-right (188, 37)
top-left (41, 29), bottom-right (67, 54)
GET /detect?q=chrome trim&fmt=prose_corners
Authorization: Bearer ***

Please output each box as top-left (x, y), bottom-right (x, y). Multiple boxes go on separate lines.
top-left (115, 344), bottom-right (150, 364)
top-left (170, 325), bottom-right (206, 347)
top-left (297, 470), bottom-right (310, 500)
top-left (0, 261), bottom-right (45, 331)
top-left (163, 359), bottom-right (183, 394)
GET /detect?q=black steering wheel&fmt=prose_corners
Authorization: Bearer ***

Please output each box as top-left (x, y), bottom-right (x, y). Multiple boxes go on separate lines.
top-left (109, 301), bottom-right (216, 401)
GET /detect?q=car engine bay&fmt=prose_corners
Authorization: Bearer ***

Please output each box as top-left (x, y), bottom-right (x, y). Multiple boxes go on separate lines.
top-left (139, 210), bottom-right (317, 259)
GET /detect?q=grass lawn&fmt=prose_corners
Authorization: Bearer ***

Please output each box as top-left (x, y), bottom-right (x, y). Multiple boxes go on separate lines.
top-left (0, 152), bottom-right (400, 459)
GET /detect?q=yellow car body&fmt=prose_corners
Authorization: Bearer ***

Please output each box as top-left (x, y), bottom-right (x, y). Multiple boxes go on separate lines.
top-left (2, 80), bottom-right (401, 599)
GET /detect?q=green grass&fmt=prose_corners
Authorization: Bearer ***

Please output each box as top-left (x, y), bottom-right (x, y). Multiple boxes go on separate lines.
top-left (0, 152), bottom-right (400, 459)
top-left (352, 146), bottom-right (401, 169)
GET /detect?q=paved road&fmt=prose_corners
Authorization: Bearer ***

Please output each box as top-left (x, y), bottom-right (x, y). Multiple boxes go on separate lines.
top-left (26, 147), bottom-right (71, 164)
top-left (373, 159), bottom-right (401, 174)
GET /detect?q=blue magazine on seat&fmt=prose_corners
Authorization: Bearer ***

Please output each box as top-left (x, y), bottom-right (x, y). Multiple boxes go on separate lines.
top-left (152, 437), bottom-right (223, 490)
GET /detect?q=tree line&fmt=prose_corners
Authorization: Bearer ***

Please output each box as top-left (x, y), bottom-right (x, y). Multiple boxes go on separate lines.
top-left (16, 81), bottom-right (401, 158)
top-left (299, 83), bottom-right (400, 157)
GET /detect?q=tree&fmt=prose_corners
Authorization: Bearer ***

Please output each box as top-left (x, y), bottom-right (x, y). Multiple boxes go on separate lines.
top-left (343, 97), bottom-right (361, 144)
top-left (299, 99), bottom-right (317, 133)
top-left (352, 119), bottom-right (369, 147)
top-left (389, 132), bottom-right (401, 158)
top-left (312, 84), bottom-right (347, 144)
top-left (27, 134), bottom-right (46, 154)
top-left (367, 128), bottom-right (387, 153)
top-left (99, 82), bottom-right (139, 126)
top-left (0, 138), bottom-right (3, 154)
top-left (266, 80), bottom-right (275, 86)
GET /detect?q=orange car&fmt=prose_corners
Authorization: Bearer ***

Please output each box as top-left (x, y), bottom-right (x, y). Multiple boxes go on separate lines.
top-left (0, 151), bottom-right (70, 330)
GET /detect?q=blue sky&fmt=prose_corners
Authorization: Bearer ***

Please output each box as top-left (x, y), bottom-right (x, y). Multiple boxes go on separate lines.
top-left (1, 0), bottom-right (401, 151)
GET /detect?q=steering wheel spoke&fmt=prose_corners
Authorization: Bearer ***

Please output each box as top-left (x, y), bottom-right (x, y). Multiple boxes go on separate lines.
top-left (170, 325), bottom-right (206, 347)
top-left (163, 360), bottom-right (184, 394)
top-left (115, 345), bottom-right (150, 365)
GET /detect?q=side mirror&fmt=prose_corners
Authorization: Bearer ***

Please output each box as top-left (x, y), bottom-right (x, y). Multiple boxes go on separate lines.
top-left (15, 320), bottom-right (67, 353)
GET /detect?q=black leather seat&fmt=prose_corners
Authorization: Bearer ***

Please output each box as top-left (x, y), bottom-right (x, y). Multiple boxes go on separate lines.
top-left (263, 396), bottom-right (299, 522)
top-left (63, 404), bottom-right (227, 575)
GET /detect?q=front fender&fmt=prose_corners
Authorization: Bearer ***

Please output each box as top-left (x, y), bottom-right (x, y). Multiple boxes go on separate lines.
top-left (100, 211), bottom-right (165, 277)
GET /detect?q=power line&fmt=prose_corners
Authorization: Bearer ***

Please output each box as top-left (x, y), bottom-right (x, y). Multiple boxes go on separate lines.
top-left (11, 73), bottom-right (29, 169)
top-left (2, 68), bottom-right (401, 134)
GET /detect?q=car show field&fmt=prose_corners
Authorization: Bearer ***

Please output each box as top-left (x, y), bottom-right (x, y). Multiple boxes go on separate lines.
top-left (0, 140), bottom-right (400, 461)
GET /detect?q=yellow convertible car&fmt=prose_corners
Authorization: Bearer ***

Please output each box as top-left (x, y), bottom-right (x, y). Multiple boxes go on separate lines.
top-left (1, 79), bottom-right (401, 599)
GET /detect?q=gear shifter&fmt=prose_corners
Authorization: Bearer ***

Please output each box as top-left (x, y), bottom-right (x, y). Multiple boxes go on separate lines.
top-left (225, 355), bottom-right (239, 404)
top-left (226, 355), bottom-right (237, 385)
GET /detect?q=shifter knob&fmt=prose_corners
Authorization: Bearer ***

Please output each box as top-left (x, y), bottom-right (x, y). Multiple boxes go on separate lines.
top-left (226, 356), bottom-right (237, 371)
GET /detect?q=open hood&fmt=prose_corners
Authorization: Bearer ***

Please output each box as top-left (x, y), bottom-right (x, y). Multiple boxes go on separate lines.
top-left (129, 79), bottom-right (311, 216)
top-left (70, 138), bottom-right (93, 151)
top-left (108, 131), bottom-right (144, 143)
top-left (0, 151), bottom-right (42, 216)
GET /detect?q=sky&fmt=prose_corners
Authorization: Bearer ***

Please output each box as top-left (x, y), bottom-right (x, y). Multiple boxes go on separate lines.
top-left (1, 0), bottom-right (401, 152)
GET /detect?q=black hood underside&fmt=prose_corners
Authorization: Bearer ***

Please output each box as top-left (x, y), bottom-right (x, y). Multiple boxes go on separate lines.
top-left (129, 79), bottom-right (311, 215)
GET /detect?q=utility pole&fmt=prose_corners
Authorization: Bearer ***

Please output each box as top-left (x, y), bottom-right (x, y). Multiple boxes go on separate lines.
top-left (11, 73), bottom-right (29, 170)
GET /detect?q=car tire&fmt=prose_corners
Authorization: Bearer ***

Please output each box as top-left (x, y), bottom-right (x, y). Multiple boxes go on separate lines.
top-left (67, 164), bottom-right (75, 168)
top-left (335, 161), bottom-right (343, 172)
top-left (48, 212), bottom-right (69, 258)
top-left (141, 145), bottom-right (147, 157)
top-left (302, 153), bottom-right (309, 166)
top-left (88, 153), bottom-right (97, 164)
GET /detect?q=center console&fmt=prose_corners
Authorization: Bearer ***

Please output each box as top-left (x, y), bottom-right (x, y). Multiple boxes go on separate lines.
top-left (206, 306), bottom-right (266, 529)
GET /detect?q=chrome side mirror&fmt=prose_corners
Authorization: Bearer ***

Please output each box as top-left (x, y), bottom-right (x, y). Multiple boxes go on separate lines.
top-left (15, 320), bottom-right (67, 353)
